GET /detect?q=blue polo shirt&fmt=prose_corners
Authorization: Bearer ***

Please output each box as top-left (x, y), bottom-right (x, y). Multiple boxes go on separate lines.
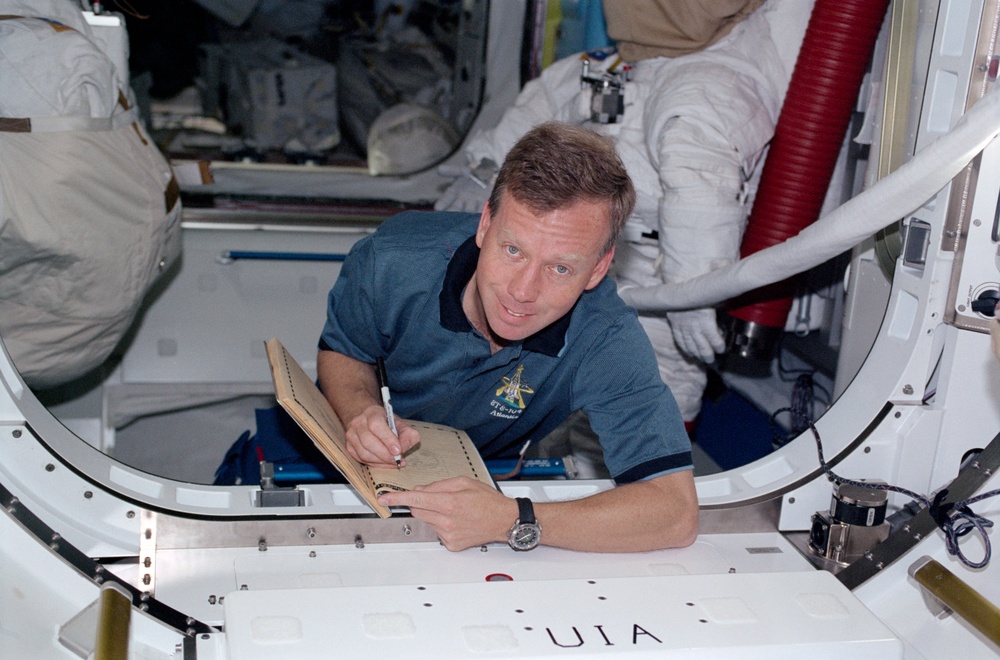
top-left (318, 211), bottom-right (691, 484)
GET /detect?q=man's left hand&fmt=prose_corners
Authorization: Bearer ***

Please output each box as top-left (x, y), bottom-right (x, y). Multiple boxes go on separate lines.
top-left (377, 477), bottom-right (517, 551)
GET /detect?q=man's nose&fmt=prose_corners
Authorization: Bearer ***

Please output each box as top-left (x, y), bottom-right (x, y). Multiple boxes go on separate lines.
top-left (508, 263), bottom-right (540, 302)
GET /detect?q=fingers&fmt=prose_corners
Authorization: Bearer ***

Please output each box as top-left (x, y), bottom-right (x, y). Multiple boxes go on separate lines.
top-left (377, 478), bottom-right (508, 551)
top-left (434, 186), bottom-right (458, 211)
top-left (395, 419), bottom-right (421, 455)
top-left (693, 326), bottom-right (725, 363)
top-left (668, 309), bottom-right (725, 364)
top-left (345, 406), bottom-right (421, 467)
top-left (435, 177), bottom-right (489, 213)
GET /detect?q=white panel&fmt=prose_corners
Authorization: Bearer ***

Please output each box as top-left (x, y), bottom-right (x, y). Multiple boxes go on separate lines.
top-left (223, 571), bottom-right (901, 658)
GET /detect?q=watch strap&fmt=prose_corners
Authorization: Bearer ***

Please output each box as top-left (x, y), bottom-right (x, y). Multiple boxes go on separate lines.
top-left (515, 497), bottom-right (535, 525)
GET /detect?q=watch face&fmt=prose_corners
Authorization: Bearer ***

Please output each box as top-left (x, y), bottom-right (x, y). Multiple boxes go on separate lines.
top-left (509, 523), bottom-right (540, 550)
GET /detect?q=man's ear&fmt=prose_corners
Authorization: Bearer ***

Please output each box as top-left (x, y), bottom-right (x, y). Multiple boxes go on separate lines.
top-left (475, 203), bottom-right (492, 248)
top-left (585, 245), bottom-right (615, 290)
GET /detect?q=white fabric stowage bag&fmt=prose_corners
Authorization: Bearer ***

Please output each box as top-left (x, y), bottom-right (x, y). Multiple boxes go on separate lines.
top-left (0, 10), bottom-right (181, 388)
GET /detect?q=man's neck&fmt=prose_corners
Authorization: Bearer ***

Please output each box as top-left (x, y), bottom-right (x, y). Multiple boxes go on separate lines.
top-left (461, 273), bottom-right (509, 355)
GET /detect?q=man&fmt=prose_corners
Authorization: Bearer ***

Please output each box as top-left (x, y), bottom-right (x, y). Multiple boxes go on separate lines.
top-left (317, 122), bottom-right (697, 553)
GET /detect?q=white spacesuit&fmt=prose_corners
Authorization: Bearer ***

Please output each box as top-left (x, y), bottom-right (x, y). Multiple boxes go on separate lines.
top-left (437, 0), bottom-right (813, 424)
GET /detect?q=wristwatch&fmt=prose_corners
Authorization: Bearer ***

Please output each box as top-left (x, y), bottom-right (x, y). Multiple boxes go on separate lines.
top-left (507, 497), bottom-right (541, 551)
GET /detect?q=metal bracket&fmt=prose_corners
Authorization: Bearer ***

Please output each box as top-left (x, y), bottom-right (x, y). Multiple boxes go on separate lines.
top-left (138, 509), bottom-right (157, 595)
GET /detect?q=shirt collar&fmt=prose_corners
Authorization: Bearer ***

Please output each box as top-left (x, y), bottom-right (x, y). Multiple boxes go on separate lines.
top-left (439, 235), bottom-right (572, 357)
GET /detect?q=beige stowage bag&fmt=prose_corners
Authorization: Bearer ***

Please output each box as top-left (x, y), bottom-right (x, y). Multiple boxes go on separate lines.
top-left (0, 12), bottom-right (180, 388)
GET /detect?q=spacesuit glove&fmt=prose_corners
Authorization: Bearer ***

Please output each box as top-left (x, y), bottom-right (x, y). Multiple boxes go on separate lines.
top-left (434, 158), bottom-right (498, 212)
top-left (434, 173), bottom-right (490, 212)
top-left (667, 308), bottom-right (726, 364)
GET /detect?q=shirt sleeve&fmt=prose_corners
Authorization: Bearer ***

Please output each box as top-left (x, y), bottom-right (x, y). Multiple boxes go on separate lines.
top-left (317, 233), bottom-right (383, 362)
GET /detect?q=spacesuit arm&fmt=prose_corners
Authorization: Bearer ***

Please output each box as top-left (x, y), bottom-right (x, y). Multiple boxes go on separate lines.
top-left (624, 56), bottom-right (781, 362)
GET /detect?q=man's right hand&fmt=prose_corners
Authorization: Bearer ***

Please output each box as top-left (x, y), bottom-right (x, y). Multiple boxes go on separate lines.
top-left (344, 404), bottom-right (421, 468)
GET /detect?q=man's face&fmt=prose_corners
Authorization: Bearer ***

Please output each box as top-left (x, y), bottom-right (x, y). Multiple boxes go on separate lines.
top-left (463, 192), bottom-right (615, 348)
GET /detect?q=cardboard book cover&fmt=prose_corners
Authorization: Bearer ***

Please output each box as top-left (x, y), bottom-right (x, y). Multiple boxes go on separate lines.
top-left (264, 338), bottom-right (496, 518)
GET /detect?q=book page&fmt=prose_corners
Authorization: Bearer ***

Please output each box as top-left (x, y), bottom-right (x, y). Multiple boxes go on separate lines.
top-left (368, 421), bottom-right (495, 496)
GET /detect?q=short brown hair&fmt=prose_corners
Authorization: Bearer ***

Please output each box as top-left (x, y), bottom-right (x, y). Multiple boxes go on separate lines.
top-left (488, 122), bottom-right (635, 255)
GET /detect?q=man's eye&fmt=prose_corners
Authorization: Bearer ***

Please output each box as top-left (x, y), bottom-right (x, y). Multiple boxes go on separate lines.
top-left (553, 265), bottom-right (569, 275)
top-left (505, 245), bottom-right (519, 256)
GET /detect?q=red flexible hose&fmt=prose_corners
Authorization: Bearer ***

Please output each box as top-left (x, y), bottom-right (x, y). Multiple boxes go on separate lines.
top-left (728, 0), bottom-right (891, 330)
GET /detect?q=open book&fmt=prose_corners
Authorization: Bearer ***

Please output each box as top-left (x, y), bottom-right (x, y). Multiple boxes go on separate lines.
top-left (265, 338), bottom-right (496, 518)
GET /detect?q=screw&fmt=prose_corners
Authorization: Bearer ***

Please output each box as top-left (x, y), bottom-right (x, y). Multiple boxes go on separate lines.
top-left (45, 464), bottom-right (55, 472)
top-left (403, 524), bottom-right (412, 536)
top-left (902, 385), bottom-right (914, 395)
top-left (307, 527), bottom-right (316, 539)
top-left (126, 511), bottom-right (135, 519)
top-left (84, 491), bottom-right (93, 499)
top-left (12, 430), bottom-right (21, 438)
top-left (355, 535), bottom-right (365, 549)
top-left (143, 574), bottom-right (151, 585)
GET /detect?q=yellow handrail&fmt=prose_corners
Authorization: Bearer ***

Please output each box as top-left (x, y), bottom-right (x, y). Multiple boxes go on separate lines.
top-left (909, 556), bottom-right (1000, 647)
top-left (93, 583), bottom-right (131, 660)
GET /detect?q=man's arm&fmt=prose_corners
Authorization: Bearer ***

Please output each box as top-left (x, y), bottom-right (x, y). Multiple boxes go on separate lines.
top-left (317, 349), bottom-right (420, 467)
top-left (376, 470), bottom-right (698, 553)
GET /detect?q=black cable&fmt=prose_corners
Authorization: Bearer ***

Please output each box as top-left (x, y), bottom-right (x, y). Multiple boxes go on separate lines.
top-left (770, 331), bottom-right (843, 448)
top-left (770, 373), bottom-right (817, 447)
top-left (807, 420), bottom-right (1000, 569)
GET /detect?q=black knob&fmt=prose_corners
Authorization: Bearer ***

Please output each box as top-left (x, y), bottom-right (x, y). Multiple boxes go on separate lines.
top-left (971, 290), bottom-right (1000, 317)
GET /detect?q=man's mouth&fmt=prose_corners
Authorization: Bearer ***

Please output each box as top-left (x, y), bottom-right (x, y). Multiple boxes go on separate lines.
top-left (502, 304), bottom-right (532, 319)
